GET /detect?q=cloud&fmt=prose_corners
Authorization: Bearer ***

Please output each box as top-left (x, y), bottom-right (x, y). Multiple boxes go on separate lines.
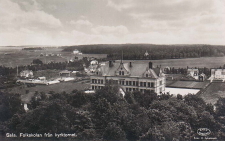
top-left (107, 0), bottom-right (134, 11)
top-left (69, 19), bottom-right (93, 28)
top-left (92, 25), bottom-right (129, 35)
top-left (0, 0), bottom-right (62, 31)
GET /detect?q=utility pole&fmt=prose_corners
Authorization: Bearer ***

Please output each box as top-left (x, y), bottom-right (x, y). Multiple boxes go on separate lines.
top-left (17, 65), bottom-right (18, 77)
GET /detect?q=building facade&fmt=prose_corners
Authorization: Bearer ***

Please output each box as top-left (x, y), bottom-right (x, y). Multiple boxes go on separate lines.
top-left (90, 61), bottom-right (166, 94)
top-left (210, 69), bottom-right (225, 82)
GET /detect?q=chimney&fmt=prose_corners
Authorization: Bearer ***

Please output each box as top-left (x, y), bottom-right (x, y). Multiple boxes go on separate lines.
top-left (149, 62), bottom-right (152, 69)
top-left (109, 61), bottom-right (113, 67)
top-left (129, 62), bottom-right (132, 67)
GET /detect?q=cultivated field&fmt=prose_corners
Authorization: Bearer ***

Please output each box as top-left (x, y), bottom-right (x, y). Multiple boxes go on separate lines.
top-left (199, 83), bottom-right (225, 105)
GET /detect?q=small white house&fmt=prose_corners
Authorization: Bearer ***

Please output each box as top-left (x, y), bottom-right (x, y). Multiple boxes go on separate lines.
top-left (73, 49), bottom-right (82, 54)
top-left (144, 50), bottom-right (149, 57)
top-left (187, 68), bottom-right (199, 80)
top-left (20, 70), bottom-right (34, 78)
top-left (209, 69), bottom-right (225, 82)
top-left (90, 60), bottom-right (98, 65)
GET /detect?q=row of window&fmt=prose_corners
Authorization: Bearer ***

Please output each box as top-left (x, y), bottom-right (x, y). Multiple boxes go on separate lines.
top-left (91, 79), bottom-right (104, 84)
top-left (91, 79), bottom-right (158, 87)
top-left (92, 85), bottom-right (104, 90)
top-left (125, 88), bottom-right (155, 93)
top-left (91, 79), bottom-right (165, 88)
top-left (119, 80), bottom-right (155, 87)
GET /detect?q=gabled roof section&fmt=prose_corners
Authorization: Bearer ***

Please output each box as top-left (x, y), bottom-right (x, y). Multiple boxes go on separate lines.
top-left (115, 63), bottom-right (130, 76)
top-left (143, 69), bottom-right (158, 79)
top-left (94, 61), bottom-right (163, 78)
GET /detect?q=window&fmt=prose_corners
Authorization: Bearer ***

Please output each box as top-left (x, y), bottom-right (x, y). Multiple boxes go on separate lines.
top-left (126, 88), bottom-right (128, 91)
top-left (148, 82), bottom-right (151, 87)
top-left (101, 80), bottom-right (103, 84)
top-left (119, 71), bottom-right (121, 75)
top-left (136, 81), bottom-right (139, 86)
top-left (133, 81), bottom-right (135, 86)
top-left (140, 82), bottom-right (143, 86)
top-left (146, 74), bottom-right (148, 77)
top-left (92, 79), bottom-right (95, 83)
top-left (160, 80), bottom-right (162, 85)
top-left (129, 88), bottom-right (132, 91)
top-left (144, 82), bottom-right (146, 87)
top-left (122, 81), bottom-right (124, 85)
top-left (126, 81), bottom-right (128, 85)
top-left (92, 85), bottom-right (94, 89)
top-left (151, 82), bottom-right (154, 87)
top-left (160, 87), bottom-right (162, 93)
top-left (122, 71), bottom-right (124, 75)
top-left (129, 81), bottom-right (132, 85)
top-left (98, 79), bottom-right (100, 84)
top-left (133, 88), bottom-right (136, 91)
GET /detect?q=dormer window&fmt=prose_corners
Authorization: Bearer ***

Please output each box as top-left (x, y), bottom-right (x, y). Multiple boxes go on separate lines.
top-left (146, 74), bottom-right (148, 77)
top-left (119, 71), bottom-right (124, 75)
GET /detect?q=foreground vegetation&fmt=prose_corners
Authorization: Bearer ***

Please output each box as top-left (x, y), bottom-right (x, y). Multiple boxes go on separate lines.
top-left (1, 85), bottom-right (225, 140)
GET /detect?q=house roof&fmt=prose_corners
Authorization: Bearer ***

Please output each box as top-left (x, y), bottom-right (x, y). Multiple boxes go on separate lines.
top-left (97, 61), bottom-right (163, 78)
top-left (187, 68), bottom-right (199, 71)
top-left (20, 70), bottom-right (33, 73)
top-left (59, 70), bottom-right (71, 74)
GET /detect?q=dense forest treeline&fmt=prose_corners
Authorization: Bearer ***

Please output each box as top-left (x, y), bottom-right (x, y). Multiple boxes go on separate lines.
top-left (62, 44), bottom-right (225, 60)
top-left (1, 85), bottom-right (225, 140)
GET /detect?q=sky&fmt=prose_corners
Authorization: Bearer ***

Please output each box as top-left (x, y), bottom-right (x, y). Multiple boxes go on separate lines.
top-left (0, 0), bottom-right (225, 46)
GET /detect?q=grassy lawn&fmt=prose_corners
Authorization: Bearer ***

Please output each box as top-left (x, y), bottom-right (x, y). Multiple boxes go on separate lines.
top-left (5, 81), bottom-right (90, 103)
top-left (199, 83), bottom-right (225, 105)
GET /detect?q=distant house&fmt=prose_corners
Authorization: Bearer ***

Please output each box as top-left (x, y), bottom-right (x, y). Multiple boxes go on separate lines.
top-left (20, 70), bottom-right (34, 78)
top-left (59, 70), bottom-right (71, 77)
top-left (198, 73), bottom-right (206, 81)
top-left (144, 50), bottom-right (149, 57)
top-left (187, 68), bottom-right (199, 80)
top-left (209, 69), bottom-right (225, 82)
top-left (73, 49), bottom-right (82, 55)
top-left (90, 60), bottom-right (98, 65)
top-left (37, 77), bottom-right (46, 81)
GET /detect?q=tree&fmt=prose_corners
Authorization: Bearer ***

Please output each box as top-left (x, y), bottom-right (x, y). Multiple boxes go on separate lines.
top-left (103, 122), bottom-right (126, 141)
top-left (32, 59), bottom-right (43, 65)
top-left (0, 92), bottom-right (24, 122)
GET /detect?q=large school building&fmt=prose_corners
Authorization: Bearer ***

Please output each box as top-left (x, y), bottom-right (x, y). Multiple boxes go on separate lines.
top-left (90, 60), bottom-right (166, 94)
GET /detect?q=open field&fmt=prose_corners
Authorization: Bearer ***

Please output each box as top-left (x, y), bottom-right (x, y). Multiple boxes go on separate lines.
top-left (1, 46), bottom-right (225, 68)
top-left (167, 81), bottom-right (210, 89)
top-left (199, 83), bottom-right (225, 105)
top-left (4, 81), bottom-right (90, 103)
top-left (0, 47), bottom-right (66, 67)
top-left (0, 47), bottom-right (107, 67)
